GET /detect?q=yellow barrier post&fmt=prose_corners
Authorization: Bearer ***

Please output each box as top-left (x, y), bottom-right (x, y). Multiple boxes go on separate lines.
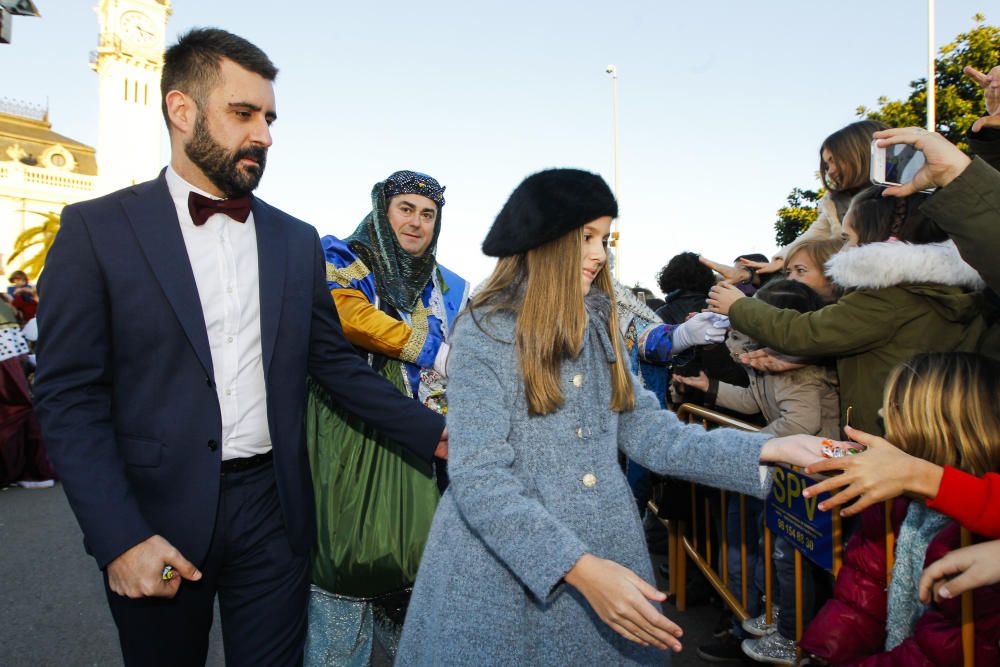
top-left (960, 527), bottom-right (974, 667)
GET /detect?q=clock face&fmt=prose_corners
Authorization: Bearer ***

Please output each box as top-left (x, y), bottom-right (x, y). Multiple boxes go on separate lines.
top-left (120, 10), bottom-right (157, 46)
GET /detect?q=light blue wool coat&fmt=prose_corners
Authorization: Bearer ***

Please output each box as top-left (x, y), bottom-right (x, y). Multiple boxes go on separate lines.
top-left (396, 297), bottom-right (772, 666)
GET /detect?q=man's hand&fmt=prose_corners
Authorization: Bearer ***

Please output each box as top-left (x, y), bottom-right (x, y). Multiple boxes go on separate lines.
top-left (739, 349), bottom-right (807, 373)
top-left (434, 427), bottom-right (448, 460)
top-left (565, 554), bottom-right (683, 652)
top-left (873, 128), bottom-right (971, 196)
top-left (802, 426), bottom-right (944, 516)
top-left (965, 65), bottom-right (1000, 132)
top-left (705, 283), bottom-right (746, 316)
top-left (106, 534), bottom-right (201, 599)
top-left (919, 540), bottom-right (1000, 604)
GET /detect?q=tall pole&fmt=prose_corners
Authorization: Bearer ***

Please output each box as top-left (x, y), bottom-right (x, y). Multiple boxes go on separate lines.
top-left (606, 64), bottom-right (621, 280)
top-left (927, 0), bottom-right (936, 131)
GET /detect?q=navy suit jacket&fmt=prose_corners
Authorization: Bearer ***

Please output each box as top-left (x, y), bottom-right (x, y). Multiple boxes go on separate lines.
top-left (34, 173), bottom-right (445, 569)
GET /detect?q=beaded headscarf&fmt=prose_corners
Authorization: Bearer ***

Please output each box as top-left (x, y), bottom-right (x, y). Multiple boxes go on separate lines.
top-left (345, 171), bottom-right (445, 313)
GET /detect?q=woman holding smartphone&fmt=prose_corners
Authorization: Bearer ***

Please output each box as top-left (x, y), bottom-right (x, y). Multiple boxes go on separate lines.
top-left (395, 169), bottom-right (824, 665)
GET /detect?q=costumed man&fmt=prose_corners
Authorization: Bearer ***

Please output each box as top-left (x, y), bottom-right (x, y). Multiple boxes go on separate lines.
top-left (305, 170), bottom-right (469, 666)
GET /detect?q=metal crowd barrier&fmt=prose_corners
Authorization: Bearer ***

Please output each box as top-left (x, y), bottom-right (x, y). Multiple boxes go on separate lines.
top-left (646, 402), bottom-right (976, 666)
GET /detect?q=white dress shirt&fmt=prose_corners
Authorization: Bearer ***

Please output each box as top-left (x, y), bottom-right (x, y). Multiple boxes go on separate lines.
top-left (165, 166), bottom-right (271, 460)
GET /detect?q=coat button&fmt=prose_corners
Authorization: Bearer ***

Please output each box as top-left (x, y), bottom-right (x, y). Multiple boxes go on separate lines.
top-left (205, 376), bottom-right (214, 387)
top-left (207, 439), bottom-right (219, 451)
top-left (576, 427), bottom-right (583, 439)
top-left (582, 473), bottom-right (598, 488)
top-left (572, 374), bottom-right (583, 387)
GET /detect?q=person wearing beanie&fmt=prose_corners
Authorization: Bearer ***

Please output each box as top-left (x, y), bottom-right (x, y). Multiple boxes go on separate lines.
top-left (396, 168), bottom-right (825, 665)
top-left (305, 170), bottom-right (469, 665)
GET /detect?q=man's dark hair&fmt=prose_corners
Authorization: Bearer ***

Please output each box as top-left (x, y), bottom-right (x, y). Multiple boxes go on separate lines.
top-left (656, 252), bottom-right (714, 295)
top-left (160, 28), bottom-right (278, 128)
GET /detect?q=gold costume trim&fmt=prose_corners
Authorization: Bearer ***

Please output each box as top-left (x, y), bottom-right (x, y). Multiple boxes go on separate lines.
top-left (325, 258), bottom-right (371, 287)
top-left (400, 299), bottom-right (431, 364)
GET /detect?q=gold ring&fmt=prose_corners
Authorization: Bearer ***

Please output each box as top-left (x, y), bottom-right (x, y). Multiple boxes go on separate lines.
top-left (161, 565), bottom-right (176, 581)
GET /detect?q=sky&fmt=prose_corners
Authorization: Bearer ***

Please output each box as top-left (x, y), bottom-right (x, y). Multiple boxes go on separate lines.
top-left (2, 0), bottom-right (991, 292)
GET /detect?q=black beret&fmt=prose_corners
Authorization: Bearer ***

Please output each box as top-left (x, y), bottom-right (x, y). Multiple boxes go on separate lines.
top-left (482, 169), bottom-right (618, 257)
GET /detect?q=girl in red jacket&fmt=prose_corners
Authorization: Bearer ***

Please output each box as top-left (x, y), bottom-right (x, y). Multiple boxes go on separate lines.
top-left (799, 352), bottom-right (1000, 665)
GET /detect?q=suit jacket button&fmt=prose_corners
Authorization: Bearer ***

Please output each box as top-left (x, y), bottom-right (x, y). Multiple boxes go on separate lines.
top-left (207, 439), bottom-right (219, 451)
top-left (582, 473), bottom-right (598, 488)
top-left (205, 376), bottom-right (214, 387)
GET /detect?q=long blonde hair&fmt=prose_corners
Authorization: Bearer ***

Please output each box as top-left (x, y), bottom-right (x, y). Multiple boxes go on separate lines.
top-left (883, 353), bottom-right (1000, 477)
top-left (471, 228), bottom-right (635, 415)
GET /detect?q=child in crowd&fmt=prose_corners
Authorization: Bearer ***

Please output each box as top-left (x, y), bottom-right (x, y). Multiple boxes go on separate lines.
top-left (7, 270), bottom-right (37, 321)
top-left (799, 352), bottom-right (1000, 664)
top-left (675, 280), bottom-right (840, 664)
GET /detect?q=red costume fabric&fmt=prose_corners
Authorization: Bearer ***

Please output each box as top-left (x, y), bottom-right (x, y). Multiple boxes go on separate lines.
top-left (0, 357), bottom-right (55, 485)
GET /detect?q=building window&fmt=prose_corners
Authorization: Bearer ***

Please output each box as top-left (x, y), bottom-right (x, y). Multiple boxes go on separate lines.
top-left (144, 83), bottom-right (148, 106)
top-left (124, 78), bottom-right (129, 101)
top-left (134, 81), bottom-right (139, 104)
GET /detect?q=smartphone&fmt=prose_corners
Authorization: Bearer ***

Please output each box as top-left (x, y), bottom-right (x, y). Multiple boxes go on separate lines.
top-left (870, 139), bottom-right (933, 191)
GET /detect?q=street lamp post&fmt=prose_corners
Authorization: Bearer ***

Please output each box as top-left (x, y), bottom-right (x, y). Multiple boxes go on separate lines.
top-left (927, 0), bottom-right (936, 131)
top-left (606, 64), bottom-right (620, 280)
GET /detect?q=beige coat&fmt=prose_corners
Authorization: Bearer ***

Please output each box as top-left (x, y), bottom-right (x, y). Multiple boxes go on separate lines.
top-left (710, 330), bottom-right (841, 438)
top-left (774, 192), bottom-right (841, 261)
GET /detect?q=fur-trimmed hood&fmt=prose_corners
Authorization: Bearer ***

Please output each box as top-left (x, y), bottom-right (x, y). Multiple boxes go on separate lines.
top-left (825, 240), bottom-right (985, 291)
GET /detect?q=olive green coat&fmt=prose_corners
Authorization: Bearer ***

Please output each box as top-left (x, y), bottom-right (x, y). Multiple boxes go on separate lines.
top-left (729, 240), bottom-right (986, 436)
top-left (921, 156), bottom-right (1000, 358)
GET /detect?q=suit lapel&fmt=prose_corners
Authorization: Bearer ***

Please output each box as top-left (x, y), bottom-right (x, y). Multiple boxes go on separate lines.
top-left (252, 199), bottom-right (286, 375)
top-left (122, 173), bottom-right (215, 378)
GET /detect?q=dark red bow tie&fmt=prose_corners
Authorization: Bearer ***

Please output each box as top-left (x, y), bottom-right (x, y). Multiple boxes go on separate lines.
top-left (188, 191), bottom-right (253, 226)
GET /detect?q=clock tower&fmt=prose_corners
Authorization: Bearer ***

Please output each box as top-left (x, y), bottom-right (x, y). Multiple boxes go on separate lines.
top-left (92, 0), bottom-right (171, 194)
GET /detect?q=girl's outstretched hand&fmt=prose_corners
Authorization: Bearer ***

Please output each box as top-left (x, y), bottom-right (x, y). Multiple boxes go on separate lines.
top-left (758, 434), bottom-right (826, 468)
top-left (802, 426), bottom-right (944, 516)
top-left (565, 554), bottom-right (682, 652)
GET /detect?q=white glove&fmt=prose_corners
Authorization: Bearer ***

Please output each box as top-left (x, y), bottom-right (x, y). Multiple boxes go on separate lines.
top-left (671, 312), bottom-right (730, 354)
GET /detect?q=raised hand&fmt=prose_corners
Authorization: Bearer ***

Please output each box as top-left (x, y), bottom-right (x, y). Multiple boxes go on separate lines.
top-left (964, 65), bottom-right (1000, 132)
top-left (706, 282), bottom-right (746, 316)
top-left (739, 256), bottom-right (784, 275)
top-left (698, 255), bottom-right (752, 284)
top-left (758, 433), bottom-right (827, 469)
top-left (565, 554), bottom-right (683, 652)
top-left (739, 349), bottom-right (806, 373)
top-left (872, 128), bottom-right (971, 197)
top-left (106, 534), bottom-right (201, 599)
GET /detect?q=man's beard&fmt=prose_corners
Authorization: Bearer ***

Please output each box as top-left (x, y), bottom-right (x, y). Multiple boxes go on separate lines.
top-left (184, 114), bottom-right (267, 198)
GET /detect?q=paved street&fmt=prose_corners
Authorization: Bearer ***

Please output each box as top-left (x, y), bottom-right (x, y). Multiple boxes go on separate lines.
top-left (1, 482), bottom-right (720, 666)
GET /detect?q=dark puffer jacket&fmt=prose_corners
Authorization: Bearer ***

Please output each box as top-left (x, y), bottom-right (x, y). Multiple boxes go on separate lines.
top-left (799, 498), bottom-right (1000, 665)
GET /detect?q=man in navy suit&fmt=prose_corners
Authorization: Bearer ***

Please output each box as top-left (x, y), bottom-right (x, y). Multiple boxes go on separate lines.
top-left (33, 28), bottom-right (446, 666)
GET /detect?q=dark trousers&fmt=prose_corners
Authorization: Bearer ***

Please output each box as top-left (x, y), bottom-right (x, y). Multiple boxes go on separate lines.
top-left (104, 463), bottom-right (309, 667)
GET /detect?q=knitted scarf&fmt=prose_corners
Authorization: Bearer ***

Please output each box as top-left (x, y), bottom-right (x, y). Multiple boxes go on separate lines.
top-left (884, 503), bottom-right (950, 650)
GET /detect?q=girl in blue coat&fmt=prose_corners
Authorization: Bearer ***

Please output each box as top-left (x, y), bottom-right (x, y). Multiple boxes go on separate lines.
top-left (396, 169), bottom-right (824, 665)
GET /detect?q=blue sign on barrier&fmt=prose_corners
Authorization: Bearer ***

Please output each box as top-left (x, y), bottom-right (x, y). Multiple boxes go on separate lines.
top-left (766, 466), bottom-right (834, 572)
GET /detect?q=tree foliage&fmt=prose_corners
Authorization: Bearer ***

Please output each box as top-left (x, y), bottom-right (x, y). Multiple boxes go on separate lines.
top-left (774, 188), bottom-right (822, 248)
top-left (774, 15), bottom-right (999, 247)
top-left (9, 210), bottom-right (60, 279)
top-left (857, 14), bottom-right (999, 149)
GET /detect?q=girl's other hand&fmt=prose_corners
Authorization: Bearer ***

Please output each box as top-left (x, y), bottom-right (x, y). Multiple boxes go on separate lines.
top-left (565, 554), bottom-right (682, 652)
top-left (919, 540), bottom-right (1000, 604)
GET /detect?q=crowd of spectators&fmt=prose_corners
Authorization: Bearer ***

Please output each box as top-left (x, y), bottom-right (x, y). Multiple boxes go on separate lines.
top-left (620, 63), bottom-right (1000, 665)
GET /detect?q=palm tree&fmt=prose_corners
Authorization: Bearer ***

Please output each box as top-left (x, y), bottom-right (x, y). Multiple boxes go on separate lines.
top-left (8, 210), bottom-right (61, 280)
